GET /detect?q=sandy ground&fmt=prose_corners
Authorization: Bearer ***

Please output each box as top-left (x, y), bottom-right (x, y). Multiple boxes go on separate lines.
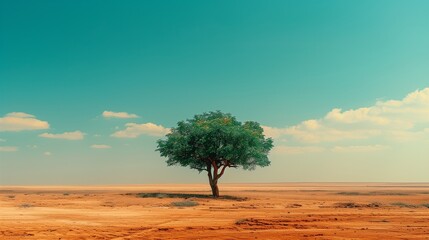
top-left (1, 183), bottom-right (429, 239)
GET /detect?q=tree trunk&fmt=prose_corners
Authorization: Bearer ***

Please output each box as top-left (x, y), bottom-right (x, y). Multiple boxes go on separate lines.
top-left (207, 161), bottom-right (221, 198)
top-left (210, 181), bottom-right (220, 198)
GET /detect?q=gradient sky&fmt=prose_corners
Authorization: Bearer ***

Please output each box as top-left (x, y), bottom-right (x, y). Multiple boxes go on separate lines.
top-left (1, 0), bottom-right (429, 184)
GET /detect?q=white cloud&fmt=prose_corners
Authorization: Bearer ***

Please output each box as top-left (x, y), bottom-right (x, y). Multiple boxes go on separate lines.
top-left (264, 88), bottom-right (429, 143)
top-left (39, 131), bottom-right (84, 140)
top-left (91, 144), bottom-right (111, 149)
top-left (325, 108), bottom-right (390, 125)
top-left (262, 126), bottom-right (289, 139)
top-left (102, 111), bottom-right (139, 119)
top-left (0, 112), bottom-right (49, 132)
top-left (6, 112), bottom-right (35, 118)
top-left (44, 151), bottom-right (52, 156)
top-left (0, 138), bottom-right (5, 142)
top-left (281, 121), bottom-right (380, 143)
top-left (112, 122), bottom-right (170, 138)
top-left (0, 146), bottom-right (18, 152)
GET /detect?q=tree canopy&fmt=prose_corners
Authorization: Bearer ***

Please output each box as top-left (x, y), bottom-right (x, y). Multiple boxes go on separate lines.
top-left (156, 111), bottom-right (273, 197)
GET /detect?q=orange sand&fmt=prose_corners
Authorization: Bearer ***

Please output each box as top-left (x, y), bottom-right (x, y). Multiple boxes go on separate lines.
top-left (1, 183), bottom-right (429, 239)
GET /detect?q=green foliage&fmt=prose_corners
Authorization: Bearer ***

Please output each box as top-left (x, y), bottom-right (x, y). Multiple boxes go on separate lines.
top-left (156, 111), bottom-right (273, 173)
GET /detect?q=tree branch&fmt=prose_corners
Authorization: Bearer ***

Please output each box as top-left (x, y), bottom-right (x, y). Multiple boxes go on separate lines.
top-left (216, 164), bottom-right (228, 180)
top-left (215, 160), bottom-right (236, 180)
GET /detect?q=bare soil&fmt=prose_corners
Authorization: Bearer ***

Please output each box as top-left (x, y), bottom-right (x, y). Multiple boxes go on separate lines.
top-left (1, 183), bottom-right (429, 239)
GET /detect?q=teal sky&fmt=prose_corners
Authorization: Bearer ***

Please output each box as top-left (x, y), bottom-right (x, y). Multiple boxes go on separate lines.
top-left (1, 0), bottom-right (429, 184)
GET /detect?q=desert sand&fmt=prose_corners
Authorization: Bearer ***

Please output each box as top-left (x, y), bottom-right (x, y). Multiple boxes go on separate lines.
top-left (1, 183), bottom-right (429, 239)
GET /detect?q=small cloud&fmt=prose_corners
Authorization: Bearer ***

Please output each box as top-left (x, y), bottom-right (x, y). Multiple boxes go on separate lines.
top-left (6, 112), bottom-right (35, 118)
top-left (112, 122), bottom-right (170, 138)
top-left (0, 112), bottom-right (49, 132)
top-left (93, 134), bottom-right (101, 137)
top-left (91, 144), bottom-right (111, 149)
top-left (27, 145), bottom-right (38, 149)
top-left (262, 125), bottom-right (288, 139)
top-left (39, 131), bottom-right (84, 140)
top-left (44, 151), bottom-right (52, 156)
top-left (0, 138), bottom-right (6, 142)
top-left (102, 111), bottom-right (139, 119)
top-left (0, 146), bottom-right (18, 152)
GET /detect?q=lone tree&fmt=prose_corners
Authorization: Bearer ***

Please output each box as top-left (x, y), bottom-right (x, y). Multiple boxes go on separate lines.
top-left (156, 111), bottom-right (273, 198)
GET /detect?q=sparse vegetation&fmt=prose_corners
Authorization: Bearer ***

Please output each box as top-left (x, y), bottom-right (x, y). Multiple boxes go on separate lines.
top-left (336, 192), bottom-right (361, 196)
top-left (18, 203), bottom-right (34, 208)
top-left (369, 219), bottom-right (390, 223)
top-left (235, 218), bottom-right (247, 224)
top-left (136, 193), bottom-right (168, 198)
top-left (286, 203), bottom-right (302, 208)
top-left (391, 202), bottom-right (418, 208)
top-left (335, 202), bottom-right (361, 208)
top-left (334, 202), bottom-right (383, 208)
top-left (367, 202), bottom-right (383, 208)
top-left (101, 201), bottom-right (115, 207)
top-left (63, 192), bottom-right (70, 196)
top-left (171, 201), bottom-right (199, 207)
top-left (388, 202), bottom-right (429, 208)
top-left (135, 192), bottom-right (246, 201)
top-left (336, 192), bottom-right (409, 196)
top-left (7, 195), bottom-right (15, 199)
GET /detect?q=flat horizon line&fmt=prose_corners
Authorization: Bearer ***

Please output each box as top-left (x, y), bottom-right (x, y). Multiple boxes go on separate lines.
top-left (2, 181), bottom-right (429, 187)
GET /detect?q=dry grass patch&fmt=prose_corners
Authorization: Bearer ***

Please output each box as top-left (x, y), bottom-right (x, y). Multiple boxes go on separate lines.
top-left (18, 203), bottom-right (34, 208)
top-left (171, 201), bottom-right (199, 207)
top-left (334, 202), bottom-right (383, 208)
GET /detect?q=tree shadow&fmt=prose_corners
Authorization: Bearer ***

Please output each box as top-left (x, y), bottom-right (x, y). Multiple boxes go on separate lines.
top-left (129, 192), bottom-right (246, 201)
